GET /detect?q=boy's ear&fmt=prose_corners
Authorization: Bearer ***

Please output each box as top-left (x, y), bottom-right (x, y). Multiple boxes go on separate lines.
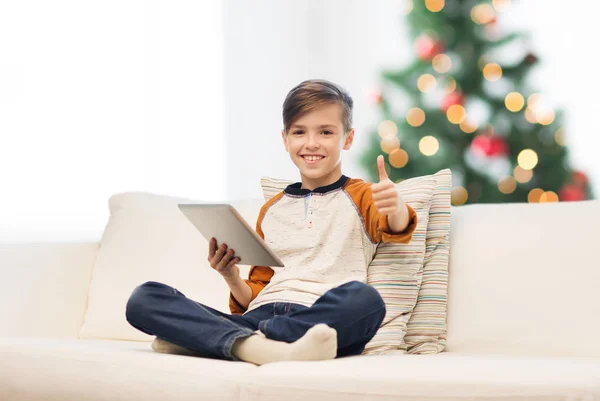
top-left (282, 130), bottom-right (289, 152)
top-left (343, 129), bottom-right (355, 150)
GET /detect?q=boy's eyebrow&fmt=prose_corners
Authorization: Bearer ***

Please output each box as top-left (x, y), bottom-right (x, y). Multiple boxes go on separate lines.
top-left (290, 124), bottom-right (338, 129)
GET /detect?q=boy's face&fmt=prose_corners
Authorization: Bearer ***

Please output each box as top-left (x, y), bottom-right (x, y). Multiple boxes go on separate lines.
top-left (282, 103), bottom-right (354, 190)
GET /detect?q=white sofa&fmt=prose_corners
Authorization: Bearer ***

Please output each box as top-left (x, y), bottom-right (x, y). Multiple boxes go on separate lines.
top-left (1, 197), bottom-right (600, 401)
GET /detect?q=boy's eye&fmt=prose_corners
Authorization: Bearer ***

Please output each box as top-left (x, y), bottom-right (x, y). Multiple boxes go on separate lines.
top-left (293, 131), bottom-right (304, 135)
top-left (322, 131), bottom-right (333, 135)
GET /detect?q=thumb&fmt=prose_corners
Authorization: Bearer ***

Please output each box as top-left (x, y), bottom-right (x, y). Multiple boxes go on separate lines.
top-left (377, 155), bottom-right (388, 181)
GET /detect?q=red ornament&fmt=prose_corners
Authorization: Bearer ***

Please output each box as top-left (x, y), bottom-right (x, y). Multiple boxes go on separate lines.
top-left (471, 134), bottom-right (508, 157)
top-left (441, 91), bottom-right (464, 112)
top-left (524, 53), bottom-right (538, 65)
top-left (368, 90), bottom-right (383, 105)
top-left (415, 35), bottom-right (444, 61)
top-left (559, 184), bottom-right (586, 201)
top-left (571, 170), bottom-right (588, 187)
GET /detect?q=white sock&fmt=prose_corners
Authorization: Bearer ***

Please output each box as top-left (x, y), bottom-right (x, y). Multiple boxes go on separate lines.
top-left (232, 324), bottom-right (337, 365)
top-left (151, 337), bottom-right (201, 357)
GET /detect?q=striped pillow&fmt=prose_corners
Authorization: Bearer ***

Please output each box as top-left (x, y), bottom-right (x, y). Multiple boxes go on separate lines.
top-left (403, 169), bottom-right (452, 354)
top-left (260, 174), bottom-right (438, 354)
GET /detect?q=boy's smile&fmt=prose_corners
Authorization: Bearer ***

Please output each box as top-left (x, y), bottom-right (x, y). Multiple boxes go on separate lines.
top-left (282, 103), bottom-right (354, 191)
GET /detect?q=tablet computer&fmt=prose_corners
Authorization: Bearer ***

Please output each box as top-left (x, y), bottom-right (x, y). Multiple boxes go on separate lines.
top-left (178, 203), bottom-right (285, 267)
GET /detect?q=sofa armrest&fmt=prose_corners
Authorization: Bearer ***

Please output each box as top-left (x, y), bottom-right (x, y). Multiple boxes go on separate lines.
top-left (0, 242), bottom-right (99, 339)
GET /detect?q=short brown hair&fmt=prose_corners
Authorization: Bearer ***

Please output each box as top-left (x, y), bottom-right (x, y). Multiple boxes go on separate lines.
top-left (282, 79), bottom-right (353, 134)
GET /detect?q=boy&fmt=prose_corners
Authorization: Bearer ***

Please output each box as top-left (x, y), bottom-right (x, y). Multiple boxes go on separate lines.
top-left (125, 79), bottom-right (417, 365)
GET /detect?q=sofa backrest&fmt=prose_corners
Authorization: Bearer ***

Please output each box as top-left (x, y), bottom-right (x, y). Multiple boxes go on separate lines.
top-left (445, 199), bottom-right (600, 358)
top-left (0, 243), bottom-right (98, 339)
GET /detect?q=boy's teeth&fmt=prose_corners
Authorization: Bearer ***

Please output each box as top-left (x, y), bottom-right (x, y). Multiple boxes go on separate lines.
top-left (305, 156), bottom-right (323, 161)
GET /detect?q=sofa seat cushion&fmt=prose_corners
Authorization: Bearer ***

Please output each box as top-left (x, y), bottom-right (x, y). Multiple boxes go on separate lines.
top-left (244, 352), bottom-right (600, 400)
top-left (0, 338), bottom-right (256, 401)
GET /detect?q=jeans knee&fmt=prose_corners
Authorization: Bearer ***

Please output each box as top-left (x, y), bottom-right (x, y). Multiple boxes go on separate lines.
top-left (125, 281), bottom-right (168, 323)
top-left (345, 281), bottom-right (385, 318)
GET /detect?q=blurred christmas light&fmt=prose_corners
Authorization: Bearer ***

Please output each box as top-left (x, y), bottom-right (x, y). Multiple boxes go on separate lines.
top-left (404, 0), bottom-right (414, 14)
top-left (419, 136), bottom-right (440, 156)
top-left (539, 191), bottom-right (559, 203)
top-left (415, 35), bottom-right (444, 60)
top-left (498, 176), bottom-right (517, 194)
top-left (505, 92), bottom-right (525, 112)
top-left (389, 148), bottom-right (409, 168)
top-left (555, 128), bottom-right (566, 146)
top-left (445, 78), bottom-right (457, 93)
top-left (380, 136), bottom-right (400, 154)
top-left (538, 109), bottom-right (555, 125)
top-left (518, 149), bottom-right (538, 170)
top-left (432, 54), bottom-right (452, 73)
top-left (406, 107), bottom-right (426, 126)
top-left (417, 74), bottom-right (437, 92)
top-left (528, 188), bottom-right (544, 203)
top-left (527, 93), bottom-right (542, 108)
top-left (492, 0), bottom-right (511, 12)
top-left (459, 120), bottom-right (477, 133)
top-left (378, 120), bottom-right (398, 138)
top-left (513, 166), bottom-right (533, 183)
top-left (524, 107), bottom-right (537, 123)
top-left (451, 186), bottom-right (468, 205)
top-left (425, 0), bottom-right (445, 12)
top-left (471, 4), bottom-right (495, 25)
top-left (483, 63), bottom-right (502, 81)
top-left (447, 104), bottom-right (466, 124)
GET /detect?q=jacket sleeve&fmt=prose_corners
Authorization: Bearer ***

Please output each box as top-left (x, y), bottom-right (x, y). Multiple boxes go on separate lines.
top-left (345, 179), bottom-right (418, 244)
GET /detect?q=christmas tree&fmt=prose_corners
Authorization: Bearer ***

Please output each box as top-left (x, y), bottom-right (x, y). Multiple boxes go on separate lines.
top-left (361, 0), bottom-right (594, 204)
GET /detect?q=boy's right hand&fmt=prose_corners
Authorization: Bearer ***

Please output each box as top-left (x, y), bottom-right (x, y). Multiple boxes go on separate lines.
top-left (208, 237), bottom-right (241, 282)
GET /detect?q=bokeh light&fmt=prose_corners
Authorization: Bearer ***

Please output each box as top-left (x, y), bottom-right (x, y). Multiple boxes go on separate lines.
top-left (417, 74), bottom-right (437, 92)
top-left (459, 120), bottom-right (477, 133)
top-left (539, 191), bottom-right (559, 203)
top-left (524, 107), bottom-right (537, 123)
top-left (380, 136), bottom-right (400, 154)
top-left (483, 63), bottom-right (502, 81)
top-left (389, 148), bottom-right (409, 168)
top-left (451, 186), bottom-right (468, 205)
top-left (555, 128), bottom-right (566, 146)
top-left (406, 107), bottom-right (426, 127)
top-left (513, 166), bottom-right (533, 183)
top-left (447, 104), bottom-right (466, 124)
top-left (498, 176), bottom-right (517, 194)
top-left (425, 0), bottom-right (445, 12)
top-left (471, 4), bottom-right (495, 24)
top-left (518, 149), bottom-right (539, 170)
top-left (527, 93), bottom-right (542, 108)
top-left (419, 136), bottom-right (440, 156)
top-left (378, 120), bottom-right (397, 138)
top-left (505, 92), bottom-right (525, 112)
top-left (528, 188), bottom-right (544, 203)
top-left (492, 0), bottom-right (511, 12)
top-left (445, 78), bottom-right (457, 93)
top-left (537, 109), bottom-right (555, 125)
top-left (432, 54), bottom-right (452, 73)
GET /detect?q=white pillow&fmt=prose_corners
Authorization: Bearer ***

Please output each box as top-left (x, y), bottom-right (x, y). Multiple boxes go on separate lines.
top-left (79, 192), bottom-right (240, 341)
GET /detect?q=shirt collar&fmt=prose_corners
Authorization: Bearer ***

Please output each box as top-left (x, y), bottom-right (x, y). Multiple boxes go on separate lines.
top-left (284, 175), bottom-right (349, 196)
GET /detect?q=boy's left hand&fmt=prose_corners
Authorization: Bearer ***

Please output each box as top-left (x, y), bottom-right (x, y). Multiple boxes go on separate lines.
top-left (371, 155), bottom-right (405, 216)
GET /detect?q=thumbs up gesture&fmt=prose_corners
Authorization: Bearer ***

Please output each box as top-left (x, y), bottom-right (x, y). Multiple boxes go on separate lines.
top-left (371, 155), bottom-right (410, 232)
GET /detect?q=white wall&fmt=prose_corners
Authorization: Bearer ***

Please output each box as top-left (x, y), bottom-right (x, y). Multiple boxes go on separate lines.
top-left (0, 1), bottom-right (224, 242)
top-left (223, 0), bottom-right (412, 201)
top-left (223, 0), bottom-right (600, 200)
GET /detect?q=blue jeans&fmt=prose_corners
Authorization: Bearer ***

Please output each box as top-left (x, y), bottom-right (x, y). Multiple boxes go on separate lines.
top-left (125, 280), bottom-right (385, 361)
